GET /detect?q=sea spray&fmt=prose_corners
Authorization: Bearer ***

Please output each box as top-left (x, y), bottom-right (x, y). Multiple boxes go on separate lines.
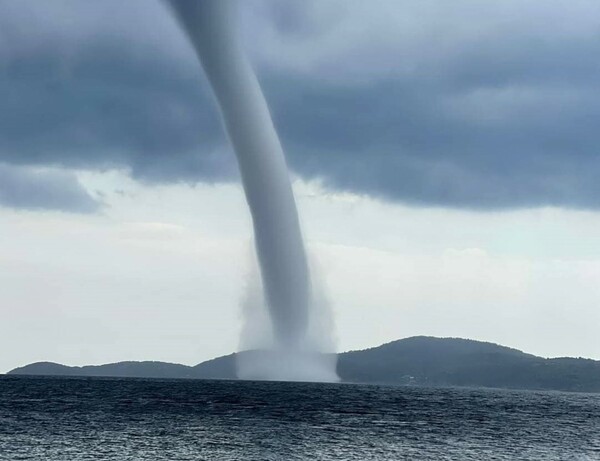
top-left (168, 0), bottom-right (337, 381)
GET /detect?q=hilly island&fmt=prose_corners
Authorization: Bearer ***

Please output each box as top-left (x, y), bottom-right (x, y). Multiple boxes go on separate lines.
top-left (7, 336), bottom-right (600, 393)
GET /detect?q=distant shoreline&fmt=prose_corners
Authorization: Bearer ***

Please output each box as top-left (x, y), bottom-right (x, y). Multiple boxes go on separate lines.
top-left (7, 336), bottom-right (600, 393)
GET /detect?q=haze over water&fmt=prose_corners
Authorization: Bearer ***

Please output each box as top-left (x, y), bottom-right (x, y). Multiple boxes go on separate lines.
top-left (1, 376), bottom-right (599, 460)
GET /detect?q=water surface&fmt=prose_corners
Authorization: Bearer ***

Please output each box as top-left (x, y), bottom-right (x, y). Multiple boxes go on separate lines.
top-left (1, 376), bottom-right (598, 460)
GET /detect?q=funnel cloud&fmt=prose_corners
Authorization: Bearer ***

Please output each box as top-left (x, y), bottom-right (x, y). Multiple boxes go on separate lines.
top-left (168, 0), bottom-right (337, 381)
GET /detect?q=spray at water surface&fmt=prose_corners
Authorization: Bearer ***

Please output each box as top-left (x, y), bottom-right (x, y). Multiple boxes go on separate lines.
top-left (168, 0), bottom-right (337, 381)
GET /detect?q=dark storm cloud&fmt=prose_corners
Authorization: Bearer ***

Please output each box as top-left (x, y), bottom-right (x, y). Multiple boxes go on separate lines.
top-left (0, 164), bottom-right (100, 213)
top-left (0, 51), bottom-right (231, 183)
top-left (0, 0), bottom-right (236, 188)
top-left (271, 75), bottom-right (600, 210)
top-left (2, 0), bottom-right (600, 210)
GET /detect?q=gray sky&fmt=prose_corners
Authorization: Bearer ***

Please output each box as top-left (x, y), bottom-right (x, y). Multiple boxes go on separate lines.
top-left (1, 0), bottom-right (600, 372)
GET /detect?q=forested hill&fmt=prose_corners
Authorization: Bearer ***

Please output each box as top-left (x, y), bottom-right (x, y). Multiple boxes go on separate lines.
top-left (8, 337), bottom-right (600, 393)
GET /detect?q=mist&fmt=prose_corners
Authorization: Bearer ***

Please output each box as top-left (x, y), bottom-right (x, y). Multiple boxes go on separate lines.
top-left (167, 0), bottom-right (337, 381)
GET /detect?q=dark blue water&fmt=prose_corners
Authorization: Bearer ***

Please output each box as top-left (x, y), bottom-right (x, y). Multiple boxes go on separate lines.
top-left (1, 376), bottom-right (599, 460)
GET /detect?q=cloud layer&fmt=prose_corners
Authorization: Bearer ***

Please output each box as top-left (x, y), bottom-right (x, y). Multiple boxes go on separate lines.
top-left (0, 164), bottom-right (100, 212)
top-left (2, 0), bottom-right (600, 210)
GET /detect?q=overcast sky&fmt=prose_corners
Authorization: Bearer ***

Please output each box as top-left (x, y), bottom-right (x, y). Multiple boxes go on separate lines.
top-left (1, 0), bottom-right (600, 372)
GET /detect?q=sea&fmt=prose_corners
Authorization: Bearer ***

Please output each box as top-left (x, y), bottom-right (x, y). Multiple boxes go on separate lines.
top-left (0, 376), bottom-right (598, 460)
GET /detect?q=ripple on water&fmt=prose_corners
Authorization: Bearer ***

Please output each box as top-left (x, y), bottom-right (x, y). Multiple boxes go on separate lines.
top-left (0, 377), bottom-right (599, 460)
